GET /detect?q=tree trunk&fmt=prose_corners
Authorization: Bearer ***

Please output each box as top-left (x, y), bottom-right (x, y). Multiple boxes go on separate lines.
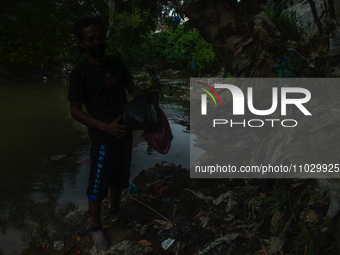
top-left (174, 0), bottom-right (285, 77)
top-left (327, 0), bottom-right (336, 19)
top-left (307, 0), bottom-right (323, 35)
top-left (106, 0), bottom-right (115, 38)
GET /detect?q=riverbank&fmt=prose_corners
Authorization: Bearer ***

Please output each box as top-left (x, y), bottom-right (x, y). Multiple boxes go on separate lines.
top-left (0, 65), bottom-right (66, 84)
top-left (0, 65), bottom-right (192, 85)
top-left (22, 162), bottom-right (339, 255)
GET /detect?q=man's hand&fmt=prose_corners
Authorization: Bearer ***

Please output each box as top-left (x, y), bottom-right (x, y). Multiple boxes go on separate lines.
top-left (126, 79), bottom-right (141, 96)
top-left (70, 101), bottom-right (127, 139)
top-left (103, 116), bottom-right (127, 139)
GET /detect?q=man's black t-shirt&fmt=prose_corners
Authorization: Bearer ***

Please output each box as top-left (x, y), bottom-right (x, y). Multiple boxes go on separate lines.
top-left (68, 56), bottom-right (133, 143)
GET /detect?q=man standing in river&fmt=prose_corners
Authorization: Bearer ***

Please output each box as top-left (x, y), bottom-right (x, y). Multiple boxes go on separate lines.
top-left (67, 16), bottom-right (140, 251)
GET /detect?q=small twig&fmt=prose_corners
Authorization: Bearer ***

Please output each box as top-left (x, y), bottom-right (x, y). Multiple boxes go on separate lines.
top-left (261, 243), bottom-right (269, 255)
top-left (129, 196), bottom-right (178, 228)
top-left (158, 228), bottom-right (165, 234)
top-left (320, 245), bottom-right (337, 253)
top-left (175, 241), bottom-right (181, 255)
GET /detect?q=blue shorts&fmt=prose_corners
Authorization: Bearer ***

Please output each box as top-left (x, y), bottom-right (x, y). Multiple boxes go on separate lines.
top-left (87, 134), bottom-right (132, 202)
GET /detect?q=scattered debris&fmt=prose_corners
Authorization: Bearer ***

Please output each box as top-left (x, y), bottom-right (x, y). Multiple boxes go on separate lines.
top-left (23, 162), bottom-right (340, 255)
top-left (161, 238), bottom-right (175, 250)
top-left (197, 233), bottom-right (239, 254)
top-left (268, 236), bottom-right (284, 254)
top-left (53, 240), bottom-right (64, 251)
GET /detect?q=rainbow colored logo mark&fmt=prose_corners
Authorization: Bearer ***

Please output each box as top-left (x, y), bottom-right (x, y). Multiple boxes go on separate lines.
top-left (197, 82), bottom-right (222, 106)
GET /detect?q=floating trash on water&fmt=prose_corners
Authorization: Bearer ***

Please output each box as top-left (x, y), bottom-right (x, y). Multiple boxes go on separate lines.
top-left (51, 154), bottom-right (66, 161)
top-left (78, 158), bottom-right (91, 165)
top-left (53, 240), bottom-right (64, 251)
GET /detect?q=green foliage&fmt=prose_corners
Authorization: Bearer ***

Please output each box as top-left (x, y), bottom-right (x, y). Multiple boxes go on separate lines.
top-left (276, 9), bottom-right (307, 41)
top-left (3, 0), bottom-right (308, 73)
top-left (0, 0), bottom-right (175, 68)
top-left (147, 23), bottom-right (198, 68)
top-left (140, 22), bottom-right (220, 76)
top-left (0, 0), bottom-right (304, 72)
top-left (262, 0), bottom-right (308, 42)
top-left (108, 14), bottom-right (148, 58)
top-left (256, 187), bottom-right (290, 215)
top-left (0, 0), bottom-right (111, 68)
top-left (300, 227), bottom-right (314, 254)
top-left (265, 0), bottom-right (294, 16)
top-left (108, 0), bottom-right (163, 59)
top-left (196, 39), bottom-right (220, 76)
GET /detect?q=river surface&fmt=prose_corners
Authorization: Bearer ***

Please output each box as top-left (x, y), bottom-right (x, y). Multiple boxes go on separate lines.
top-left (0, 71), bottom-right (189, 255)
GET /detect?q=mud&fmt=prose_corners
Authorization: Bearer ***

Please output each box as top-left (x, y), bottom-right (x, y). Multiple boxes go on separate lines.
top-left (21, 162), bottom-right (340, 255)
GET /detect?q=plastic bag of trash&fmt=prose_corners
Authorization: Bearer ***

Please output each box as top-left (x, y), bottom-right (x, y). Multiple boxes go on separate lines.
top-left (143, 108), bottom-right (173, 154)
top-left (123, 90), bottom-right (160, 130)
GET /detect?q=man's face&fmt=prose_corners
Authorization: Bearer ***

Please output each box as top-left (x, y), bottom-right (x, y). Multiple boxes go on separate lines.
top-left (79, 24), bottom-right (107, 58)
top-left (80, 24), bottom-right (105, 49)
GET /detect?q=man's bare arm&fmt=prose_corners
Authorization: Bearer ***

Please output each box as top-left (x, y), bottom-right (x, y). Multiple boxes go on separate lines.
top-left (69, 100), bottom-right (126, 139)
top-left (125, 79), bottom-right (141, 96)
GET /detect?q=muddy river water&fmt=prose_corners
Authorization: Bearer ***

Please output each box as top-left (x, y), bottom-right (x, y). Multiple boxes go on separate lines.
top-left (0, 70), bottom-right (190, 255)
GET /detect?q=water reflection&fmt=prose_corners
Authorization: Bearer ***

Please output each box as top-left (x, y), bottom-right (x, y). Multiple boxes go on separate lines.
top-left (0, 79), bottom-right (90, 254)
top-left (0, 75), bottom-right (189, 254)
